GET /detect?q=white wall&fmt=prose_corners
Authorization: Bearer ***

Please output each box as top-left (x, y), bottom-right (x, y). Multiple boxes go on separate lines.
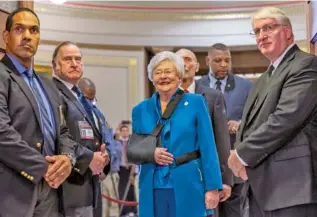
top-left (35, 44), bottom-right (146, 129)
top-left (34, 2), bottom-right (306, 47)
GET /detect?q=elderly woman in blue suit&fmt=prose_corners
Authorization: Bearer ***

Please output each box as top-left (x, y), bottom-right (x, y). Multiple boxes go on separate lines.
top-left (131, 51), bottom-right (222, 217)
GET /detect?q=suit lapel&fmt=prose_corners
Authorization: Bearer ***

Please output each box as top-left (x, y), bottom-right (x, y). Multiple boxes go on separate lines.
top-left (223, 74), bottom-right (235, 103)
top-left (52, 77), bottom-right (101, 137)
top-left (245, 45), bottom-right (298, 127)
top-left (1, 55), bottom-right (42, 129)
top-left (195, 81), bottom-right (205, 95)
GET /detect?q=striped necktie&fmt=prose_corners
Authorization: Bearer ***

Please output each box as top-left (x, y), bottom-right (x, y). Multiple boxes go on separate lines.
top-left (24, 70), bottom-right (56, 156)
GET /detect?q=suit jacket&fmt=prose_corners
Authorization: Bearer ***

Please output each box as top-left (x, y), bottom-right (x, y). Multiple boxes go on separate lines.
top-left (197, 73), bottom-right (252, 148)
top-left (236, 45), bottom-right (317, 211)
top-left (0, 55), bottom-right (79, 217)
top-left (195, 81), bottom-right (233, 186)
top-left (53, 77), bottom-right (111, 209)
top-left (132, 91), bottom-right (222, 217)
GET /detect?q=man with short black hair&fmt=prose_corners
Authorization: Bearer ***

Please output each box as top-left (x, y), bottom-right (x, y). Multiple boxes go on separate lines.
top-left (0, 8), bottom-right (78, 217)
top-left (197, 43), bottom-right (252, 217)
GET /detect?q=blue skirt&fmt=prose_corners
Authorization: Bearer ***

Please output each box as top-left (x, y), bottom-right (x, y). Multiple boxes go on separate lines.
top-left (154, 189), bottom-right (176, 217)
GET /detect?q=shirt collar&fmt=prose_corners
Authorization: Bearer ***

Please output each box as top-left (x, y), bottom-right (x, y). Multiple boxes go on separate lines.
top-left (179, 81), bottom-right (195, 93)
top-left (7, 53), bottom-right (33, 76)
top-left (208, 70), bottom-right (228, 85)
top-left (53, 75), bottom-right (75, 91)
top-left (272, 43), bottom-right (296, 69)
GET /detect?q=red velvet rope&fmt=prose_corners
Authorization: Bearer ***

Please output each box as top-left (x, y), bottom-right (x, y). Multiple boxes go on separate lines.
top-left (102, 194), bottom-right (139, 206)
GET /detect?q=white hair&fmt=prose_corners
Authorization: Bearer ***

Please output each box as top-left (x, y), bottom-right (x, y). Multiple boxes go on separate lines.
top-left (147, 51), bottom-right (185, 82)
top-left (252, 7), bottom-right (292, 28)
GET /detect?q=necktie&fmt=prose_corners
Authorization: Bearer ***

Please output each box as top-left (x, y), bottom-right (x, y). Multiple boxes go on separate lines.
top-left (215, 79), bottom-right (222, 91)
top-left (72, 86), bottom-right (95, 127)
top-left (184, 89), bottom-right (189, 93)
top-left (267, 65), bottom-right (275, 79)
top-left (24, 70), bottom-right (55, 156)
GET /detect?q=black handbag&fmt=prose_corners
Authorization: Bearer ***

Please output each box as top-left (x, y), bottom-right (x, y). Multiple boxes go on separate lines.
top-left (127, 91), bottom-right (184, 164)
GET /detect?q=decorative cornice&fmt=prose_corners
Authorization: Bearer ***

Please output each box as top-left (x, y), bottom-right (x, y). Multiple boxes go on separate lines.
top-left (34, 2), bottom-right (305, 21)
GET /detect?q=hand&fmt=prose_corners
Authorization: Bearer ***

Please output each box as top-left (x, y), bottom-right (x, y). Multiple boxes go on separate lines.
top-left (228, 151), bottom-right (248, 180)
top-left (228, 120), bottom-right (240, 135)
top-left (100, 143), bottom-right (106, 153)
top-left (205, 190), bottom-right (219, 209)
top-left (154, 148), bottom-right (174, 165)
top-left (219, 184), bottom-right (232, 202)
top-left (44, 155), bottom-right (72, 189)
top-left (89, 152), bottom-right (108, 175)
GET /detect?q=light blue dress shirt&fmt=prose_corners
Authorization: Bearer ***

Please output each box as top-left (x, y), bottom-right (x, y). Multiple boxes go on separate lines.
top-left (7, 54), bottom-right (56, 144)
top-left (208, 72), bottom-right (228, 93)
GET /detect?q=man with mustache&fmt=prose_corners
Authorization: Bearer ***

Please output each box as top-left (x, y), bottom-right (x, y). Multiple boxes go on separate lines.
top-left (52, 41), bottom-right (111, 217)
top-left (197, 43), bottom-right (252, 217)
top-left (228, 7), bottom-right (317, 217)
top-left (176, 49), bottom-right (232, 213)
top-left (0, 8), bottom-right (80, 217)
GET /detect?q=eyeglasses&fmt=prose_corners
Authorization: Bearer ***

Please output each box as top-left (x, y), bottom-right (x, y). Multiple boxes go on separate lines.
top-left (249, 24), bottom-right (288, 37)
top-left (153, 69), bottom-right (175, 77)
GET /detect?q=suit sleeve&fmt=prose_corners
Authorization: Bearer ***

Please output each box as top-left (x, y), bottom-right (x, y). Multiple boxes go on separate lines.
top-left (196, 96), bottom-right (223, 191)
top-left (212, 92), bottom-right (233, 186)
top-left (59, 93), bottom-right (94, 175)
top-left (0, 74), bottom-right (48, 184)
top-left (237, 56), bottom-right (317, 168)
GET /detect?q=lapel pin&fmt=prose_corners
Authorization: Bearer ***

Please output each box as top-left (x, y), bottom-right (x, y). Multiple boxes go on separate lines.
top-left (184, 102), bottom-right (189, 106)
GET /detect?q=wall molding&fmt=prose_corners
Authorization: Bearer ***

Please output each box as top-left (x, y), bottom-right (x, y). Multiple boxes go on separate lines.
top-left (35, 2), bottom-right (305, 21)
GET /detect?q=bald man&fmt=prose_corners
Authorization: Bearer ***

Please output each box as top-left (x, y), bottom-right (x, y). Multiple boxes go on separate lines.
top-left (176, 49), bottom-right (233, 216)
top-left (79, 77), bottom-right (125, 217)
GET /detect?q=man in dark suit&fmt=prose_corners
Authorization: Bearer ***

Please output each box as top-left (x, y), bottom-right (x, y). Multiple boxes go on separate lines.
top-left (176, 49), bottom-right (233, 212)
top-left (52, 41), bottom-right (111, 217)
top-left (228, 7), bottom-right (317, 217)
top-left (78, 77), bottom-right (122, 217)
top-left (0, 8), bottom-right (81, 217)
top-left (196, 43), bottom-right (252, 217)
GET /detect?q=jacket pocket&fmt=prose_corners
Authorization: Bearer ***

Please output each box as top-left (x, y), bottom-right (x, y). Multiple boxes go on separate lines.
top-left (274, 145), bottom-right (310, 162)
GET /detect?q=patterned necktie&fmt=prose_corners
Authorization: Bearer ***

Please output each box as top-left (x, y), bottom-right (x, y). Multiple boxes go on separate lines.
top-left (24, 70), bottom-right (55, 156)
top-left (72, 85), bottom-right (95, 127)
top-left (215, 79), bottom-right (222, 91)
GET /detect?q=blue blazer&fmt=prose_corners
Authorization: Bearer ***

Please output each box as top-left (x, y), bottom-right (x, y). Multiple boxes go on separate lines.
top-left (132, 92), bottom-right (222, 217)
top-left (197, 74), bottom-right (252, 147)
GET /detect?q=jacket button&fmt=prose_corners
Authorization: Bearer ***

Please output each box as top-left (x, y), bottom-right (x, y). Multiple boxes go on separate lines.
top-left (36, 143), bottom-right (41, 148)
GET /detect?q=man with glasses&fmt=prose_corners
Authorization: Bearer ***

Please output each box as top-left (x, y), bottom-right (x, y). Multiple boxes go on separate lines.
top-left (228, 7), bottom-right (317, 217)
top-left (52, 41), bottom-right (111, 217)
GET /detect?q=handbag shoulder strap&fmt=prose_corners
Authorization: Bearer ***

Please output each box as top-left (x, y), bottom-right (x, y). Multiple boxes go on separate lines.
top-left (151, 90), bottom-right (184, 136)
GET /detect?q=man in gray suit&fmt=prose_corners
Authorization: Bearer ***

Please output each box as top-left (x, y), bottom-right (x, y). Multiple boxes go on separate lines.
top-left (228, 7), bottom-right (317, 217)
top-left (197, 43), bottom-right (252, 217)
top-left (176, 49), bottom-right (233, 207)
top-left (0, 8), bottom-right (80, 217)
top-left (52, 41), bottom-right (111, 217)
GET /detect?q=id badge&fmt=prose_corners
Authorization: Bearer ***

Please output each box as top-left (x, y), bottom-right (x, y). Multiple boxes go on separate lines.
top-left (78, 121), bottom-right (94, 140)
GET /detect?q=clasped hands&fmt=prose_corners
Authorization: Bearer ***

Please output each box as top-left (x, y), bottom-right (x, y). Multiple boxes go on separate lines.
top-left (44, 144), bottom-right (109, 189)
top-left (89, 144), bottom-right (110, 175)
